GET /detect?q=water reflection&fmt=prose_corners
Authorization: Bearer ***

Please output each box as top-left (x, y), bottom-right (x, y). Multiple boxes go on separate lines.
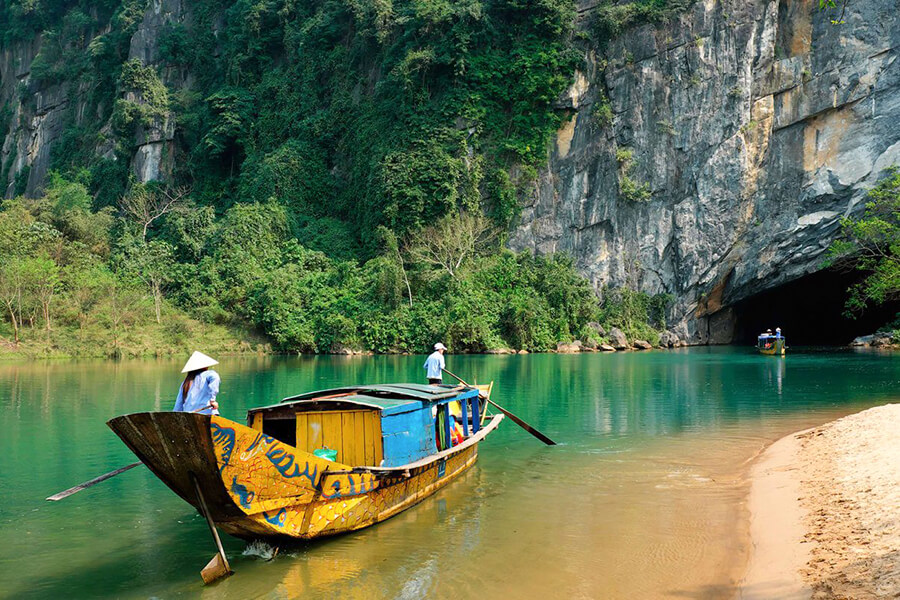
top-left (1, 349), bottom-right (899, 598)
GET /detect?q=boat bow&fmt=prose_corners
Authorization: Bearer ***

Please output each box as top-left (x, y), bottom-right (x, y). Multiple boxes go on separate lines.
top-left (107, 412), bottom-right (244, 520)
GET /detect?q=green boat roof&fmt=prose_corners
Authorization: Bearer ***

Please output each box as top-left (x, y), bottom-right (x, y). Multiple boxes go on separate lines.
top-left (281, 383), bottom-right (463, 404)
top-left (337, 394), bottom-right (423, 415)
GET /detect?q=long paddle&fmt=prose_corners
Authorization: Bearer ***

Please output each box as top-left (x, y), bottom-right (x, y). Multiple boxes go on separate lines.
top-left (46, 403), bottom-right (216, 501)
top-left (442, 368), bottom-right (556, 446)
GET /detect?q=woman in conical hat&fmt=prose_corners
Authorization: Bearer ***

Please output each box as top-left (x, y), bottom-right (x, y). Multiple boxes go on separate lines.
top-left (173, 351), bottom-right (221, 415)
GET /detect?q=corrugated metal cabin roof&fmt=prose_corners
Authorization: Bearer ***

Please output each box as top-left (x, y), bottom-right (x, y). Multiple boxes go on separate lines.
top-left (343, 394), bottom-right (424, 416)
top-left (280, 383), bottom-right (463, 403)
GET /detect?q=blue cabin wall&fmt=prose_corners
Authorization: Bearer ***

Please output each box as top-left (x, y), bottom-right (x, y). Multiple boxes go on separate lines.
top-left (381, 406), bottom-right (436, 467)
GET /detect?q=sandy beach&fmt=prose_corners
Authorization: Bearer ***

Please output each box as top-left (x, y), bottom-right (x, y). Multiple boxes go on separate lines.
top-left (740, 404), bottom-right (900, 599)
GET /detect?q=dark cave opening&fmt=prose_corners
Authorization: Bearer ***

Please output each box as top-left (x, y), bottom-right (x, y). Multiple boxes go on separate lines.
top-left (730, 269), bottom-right (900, 346)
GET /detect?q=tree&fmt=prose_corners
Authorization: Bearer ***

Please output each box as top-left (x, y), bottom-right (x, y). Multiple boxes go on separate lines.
top-left (66, 262), bottom-right (112, 334)
top-left (98, 278), bottom-right (143, 357)
top-left (119, 184), bottom-right (190, 240)
top-left (43, 173), bottom-right (115, 256)
top-left (23, 254), bottom-right (59, 333)
top-left (828, 168), bottom-right (900, 316)
top-left (122, 239), bottom-right (175, 324)
top-left (404, 211), bottom-right (497, 279)
top-left (376, 225), bottom-right (412, 307)
top-left (0, 257), bottom-right (25, 345)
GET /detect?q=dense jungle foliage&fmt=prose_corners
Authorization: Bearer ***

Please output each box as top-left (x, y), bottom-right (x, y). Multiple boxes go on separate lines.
top-left (0, 0), bottom-right (677, 356)
top-left (828, 168), bottom-right (900, 335)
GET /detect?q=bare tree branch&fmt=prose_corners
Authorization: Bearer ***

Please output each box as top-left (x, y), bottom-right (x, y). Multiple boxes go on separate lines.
top-left (120, 185), bottom-right (191, 240)
top-left (403, 212), bottom-right (498, 279)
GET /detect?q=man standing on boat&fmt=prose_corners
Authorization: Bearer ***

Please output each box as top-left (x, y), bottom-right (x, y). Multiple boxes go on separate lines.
top-left (424, 343), bottom-right (447, 385)
top-left (174, 351), bottom-right (221, 415)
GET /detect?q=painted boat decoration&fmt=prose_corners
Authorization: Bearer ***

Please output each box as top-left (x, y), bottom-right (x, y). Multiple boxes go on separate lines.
top-left (756, 333), bottom-right (786, 355)
top-left (107, 383), bottom-right (502, 541)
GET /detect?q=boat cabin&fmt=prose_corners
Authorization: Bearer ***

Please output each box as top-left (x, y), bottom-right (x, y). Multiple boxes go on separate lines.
top-left (757, 333), bottom-right (775, 349)
top-left (245, 384), bottom-right (485, 468)
top-left (757, 332), bottom-right (785, 349)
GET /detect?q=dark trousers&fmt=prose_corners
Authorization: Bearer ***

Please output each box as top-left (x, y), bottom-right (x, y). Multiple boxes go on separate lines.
top-left (428, 378), bottom-right (442, 385)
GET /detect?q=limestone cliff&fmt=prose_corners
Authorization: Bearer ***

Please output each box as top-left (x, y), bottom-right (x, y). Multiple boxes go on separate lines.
top-left (0, 0), bottom-right (187, 197)
top-left (2, 0), bottom-right (898, 344)
top-left (510, 0), bottom-right (900, 343)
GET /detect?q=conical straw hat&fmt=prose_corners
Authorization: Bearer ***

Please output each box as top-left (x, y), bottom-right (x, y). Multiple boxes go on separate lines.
top-left (181, 351), bottom-right (219, 373)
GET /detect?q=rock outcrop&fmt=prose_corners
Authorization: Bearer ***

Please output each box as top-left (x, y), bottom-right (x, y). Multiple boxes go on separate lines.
top-left (659, 330), bottom-right (681, 348)
top-left (511, 0), bottom-right (900, 344)
top-left (609, 327), bottom-right (629, 350)
top-left (556, 340), bottom-right (584, 353)
top-left (850, 333), bottom-right (896, 348)
top-left (1, 0), bottom-right (189, 196)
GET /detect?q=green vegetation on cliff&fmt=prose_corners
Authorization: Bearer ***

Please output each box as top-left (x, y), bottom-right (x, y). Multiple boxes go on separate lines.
top-left (1, 174), bottom-right (672, 356)
top-left (3, 0), bottom-right (579, 238)
top-left (0, 0), bottom-right (677, 356)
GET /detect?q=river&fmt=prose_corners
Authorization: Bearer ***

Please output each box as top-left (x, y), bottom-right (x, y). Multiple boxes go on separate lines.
top-left (1, 348), bottom-right (898, 599)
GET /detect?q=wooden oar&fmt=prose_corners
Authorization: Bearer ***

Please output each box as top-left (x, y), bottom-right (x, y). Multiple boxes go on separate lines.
top-left (193, 474), bottom-right (233, 584)
top-left (46, 403), bottom-right (216, 501)
top-left (46, 462), bottom-right (142, 501)
top-left (442, 368), bottom-right (556, 446)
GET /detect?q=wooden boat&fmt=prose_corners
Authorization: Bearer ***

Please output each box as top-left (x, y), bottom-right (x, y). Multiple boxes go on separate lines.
top-left (757, 334), bottom-right (786, 355)
top-left (107, 383), bottom-right (502, 541)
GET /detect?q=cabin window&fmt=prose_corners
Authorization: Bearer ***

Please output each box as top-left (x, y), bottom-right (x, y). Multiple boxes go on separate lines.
top-left (262, 418), bottom-right (296, 448)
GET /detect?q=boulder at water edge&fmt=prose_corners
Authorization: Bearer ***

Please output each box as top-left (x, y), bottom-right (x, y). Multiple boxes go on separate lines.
top-left (609, 328), bottom-right (629, 350)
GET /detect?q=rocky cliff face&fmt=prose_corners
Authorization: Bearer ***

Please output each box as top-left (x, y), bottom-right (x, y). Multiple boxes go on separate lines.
top-left (3, 0), bottom-right (898, 344)
top-left (0, 0), bottom-right (187, 198)
top-left (510, 0), bottom-right (900, 343)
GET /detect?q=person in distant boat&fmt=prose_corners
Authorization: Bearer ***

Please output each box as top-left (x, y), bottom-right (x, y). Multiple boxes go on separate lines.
top-left (174, 351), bottom-right (221, 415)
top-left (424, 343), bottom-right (447, 385)
top-left (775, 327), bottom-right (782, 339)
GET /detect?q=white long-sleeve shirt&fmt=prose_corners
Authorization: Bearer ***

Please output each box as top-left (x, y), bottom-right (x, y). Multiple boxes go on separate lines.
top-left (173, 370), bottom-right (220, 415)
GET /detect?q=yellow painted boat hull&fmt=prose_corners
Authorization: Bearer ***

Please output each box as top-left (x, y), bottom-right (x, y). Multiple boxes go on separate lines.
top-left (107, 411), bottom-right (502, 541)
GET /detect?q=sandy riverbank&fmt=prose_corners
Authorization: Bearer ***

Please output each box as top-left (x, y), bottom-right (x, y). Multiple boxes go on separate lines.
top-left (740, 404), bottom-right (900, 599)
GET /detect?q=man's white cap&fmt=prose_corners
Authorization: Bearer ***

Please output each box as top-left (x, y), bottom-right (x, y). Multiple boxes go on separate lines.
top-left (181, 351), bottom-right (219, 373)
top-left (434, 342), bottom-right (447, 351)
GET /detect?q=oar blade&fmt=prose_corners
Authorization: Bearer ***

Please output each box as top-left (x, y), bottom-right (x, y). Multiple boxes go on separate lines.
top-left (201, 553), bottom-right (232, 585)
top-left (489, 400), bottom-right (556, 445)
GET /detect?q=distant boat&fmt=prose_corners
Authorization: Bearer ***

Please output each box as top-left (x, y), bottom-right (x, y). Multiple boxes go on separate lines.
top-left (107, 383), bottom-right (501, 541)
top-left (757, 333), bottom-right (786, 355)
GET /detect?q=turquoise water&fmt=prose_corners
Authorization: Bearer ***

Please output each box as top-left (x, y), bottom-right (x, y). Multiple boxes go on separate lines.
top-left (1, 348), bottom-right (898, 599)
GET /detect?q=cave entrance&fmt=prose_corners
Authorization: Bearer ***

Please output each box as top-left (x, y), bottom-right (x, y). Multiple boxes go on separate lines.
top-left (730, 269), bottom-right (900, 346)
